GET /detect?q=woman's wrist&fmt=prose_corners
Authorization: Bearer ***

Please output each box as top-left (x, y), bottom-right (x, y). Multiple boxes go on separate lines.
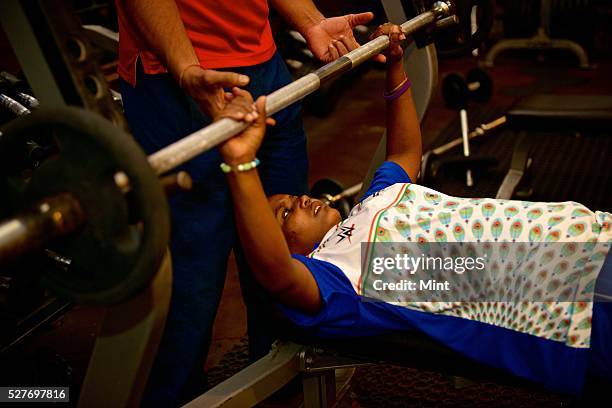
top-left (221, 154), bottom-right (257, 167)
top-left (386, 63), bottom-right (407, 92)
top-left (221, 158), bottom-right (260, 174)
top-left (387, 59), bottom-right (404, 70)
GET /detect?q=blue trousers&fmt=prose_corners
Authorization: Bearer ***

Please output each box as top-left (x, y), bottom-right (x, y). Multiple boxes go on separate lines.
top-left (120, 52), bottom-right (308, 407)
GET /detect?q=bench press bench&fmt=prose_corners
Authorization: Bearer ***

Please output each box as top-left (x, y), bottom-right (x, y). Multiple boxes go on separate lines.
top-left (187, 94), bottom-right (612, 408)
top-left (185, 328), bottom-right (527, 408)
top-left (186, 316), bottom-right (611, 408)
top-left (496, 94), bottom-right (612, 199)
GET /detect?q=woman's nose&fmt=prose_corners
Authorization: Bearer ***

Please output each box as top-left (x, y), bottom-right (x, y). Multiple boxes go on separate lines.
top-left (299, 195), bottom-right (311, 208)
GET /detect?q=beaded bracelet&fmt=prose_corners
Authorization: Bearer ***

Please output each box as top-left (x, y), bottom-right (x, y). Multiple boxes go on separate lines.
top-left (220, 158), bottom-right (261, 174)
top-left (383, 77), bottom-right (412, 101)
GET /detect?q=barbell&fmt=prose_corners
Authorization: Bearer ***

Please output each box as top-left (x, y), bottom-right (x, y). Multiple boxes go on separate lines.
top-left (0, 2), bottom-right (453, 305)
top-left (419, 115), bottom-right (506, 185)
top-left (147, 1), bottom-right (453, 175)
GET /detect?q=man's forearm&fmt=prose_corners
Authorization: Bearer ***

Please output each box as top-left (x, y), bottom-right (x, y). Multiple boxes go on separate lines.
top-left (270, 0), bottom-right (324, 34)
top-left (123, 0), bottom-right (198, 80)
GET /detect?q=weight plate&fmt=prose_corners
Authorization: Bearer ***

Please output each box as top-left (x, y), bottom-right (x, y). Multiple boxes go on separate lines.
top-left (419, 150), bottom-right (438, 185)
top-left (466, 67), bottom-right (493, 103)
top-left (434, 0), bottom-right (496, 58)
top-left (309, 178), bottom-right (353, 218)
top-left (442, 73), bottom-right (469, 109)
top-left (310, 178), bottom-right (345, 199)
top-left (0, 107), bottom-right (170, 305)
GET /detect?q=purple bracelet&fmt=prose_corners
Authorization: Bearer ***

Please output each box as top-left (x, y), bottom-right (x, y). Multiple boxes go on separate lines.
top-left (383, 78), bottom-right (412, 101)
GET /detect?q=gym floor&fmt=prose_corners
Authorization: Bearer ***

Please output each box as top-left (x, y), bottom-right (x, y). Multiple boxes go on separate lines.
top-left (7, 47), bottom-right (612, 406)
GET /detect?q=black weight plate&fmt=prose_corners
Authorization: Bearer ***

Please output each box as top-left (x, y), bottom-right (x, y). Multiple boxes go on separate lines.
top-left (310, 178), bottom-right (345, 199)
top-left (333, 197), bottom-right (352, 220)
top-left (310, 178), bottom-right (351, 219)
top-left (442, 73), bottom-right (468, 109)
top-left (434, 0), bottom-right (496, 58)
top-left (0, 107), bottom-right (169, 305)
top-left (466, 67), bottom-right (493, 103)
top-left (419, 150), bottom-right (438, 185)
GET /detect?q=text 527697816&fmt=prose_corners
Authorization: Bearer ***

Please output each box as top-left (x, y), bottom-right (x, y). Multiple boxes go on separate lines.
top-left (0, 387), bottom-right (69, 403)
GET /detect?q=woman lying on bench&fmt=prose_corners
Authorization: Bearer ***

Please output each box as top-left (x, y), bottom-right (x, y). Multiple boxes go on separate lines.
top-left (216, 24), bottom-right (612, 396)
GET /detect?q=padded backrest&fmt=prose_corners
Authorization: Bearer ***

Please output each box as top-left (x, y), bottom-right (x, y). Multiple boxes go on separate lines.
top-left (507, 95), bottom-right (612, 131)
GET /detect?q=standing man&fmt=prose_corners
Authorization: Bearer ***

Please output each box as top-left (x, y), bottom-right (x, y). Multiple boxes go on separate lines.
top-left (115, 1), bottom-right (374, 406)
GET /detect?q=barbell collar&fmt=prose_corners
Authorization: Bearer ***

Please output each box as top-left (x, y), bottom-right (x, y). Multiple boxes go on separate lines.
top-left (432, 1), bottom-right (452, 19)
top-left (0, 193), bottom-right (85, 266)
top-left (148, 4), bottom-right (452, 175)
top-left (160, 171), bottom-right (193, 195)
top-left (435, 15), bottom-right (460, 31)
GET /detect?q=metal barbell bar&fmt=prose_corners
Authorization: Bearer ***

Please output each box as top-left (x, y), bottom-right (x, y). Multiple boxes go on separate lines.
top-left (431, 115), bottom-right (507, 155)
top-left (147, 1), bottom-right (452, 175)
top-left (0, 2), bottom-right (452, 266)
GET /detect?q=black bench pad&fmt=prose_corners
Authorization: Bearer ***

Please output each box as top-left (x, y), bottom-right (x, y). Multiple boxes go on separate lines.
top-left (507, 95), bottom-right (612, 131)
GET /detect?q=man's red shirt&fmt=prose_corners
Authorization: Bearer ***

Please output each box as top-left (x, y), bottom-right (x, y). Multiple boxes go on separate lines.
top-left (116, 1), bottom-right (276, 85)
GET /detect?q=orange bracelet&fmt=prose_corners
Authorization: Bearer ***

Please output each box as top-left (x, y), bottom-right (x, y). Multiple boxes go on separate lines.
top-left (178, 63), bottom-right (203, 88)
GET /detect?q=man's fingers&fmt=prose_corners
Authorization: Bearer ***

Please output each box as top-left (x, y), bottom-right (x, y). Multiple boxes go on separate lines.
top-left (229, 87), bottom-right (255, 112)
top-left (204, 70), bottom-right (250, 88)
top-left (334, 39), bottom-right (349, 55)
top-left (236, 97), bottom-right (256, 113)
top-left (231, 86), bottom-right (251, 99)
top-left (328, 43), bottom-right (339, 61)
top-left (347, 12), bottom-right (374, 27)
top-left (339, 35), bottom-right (357, 52)
top-left (219, 90), bottom-right (259, 123)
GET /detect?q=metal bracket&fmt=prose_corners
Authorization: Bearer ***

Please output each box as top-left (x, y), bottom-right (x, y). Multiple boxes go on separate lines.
top-left (299, 347), bottom-right (373, 373)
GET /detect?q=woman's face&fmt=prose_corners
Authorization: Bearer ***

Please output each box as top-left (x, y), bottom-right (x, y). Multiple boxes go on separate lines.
top-left (268, 194), bottom-right (342, 254)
